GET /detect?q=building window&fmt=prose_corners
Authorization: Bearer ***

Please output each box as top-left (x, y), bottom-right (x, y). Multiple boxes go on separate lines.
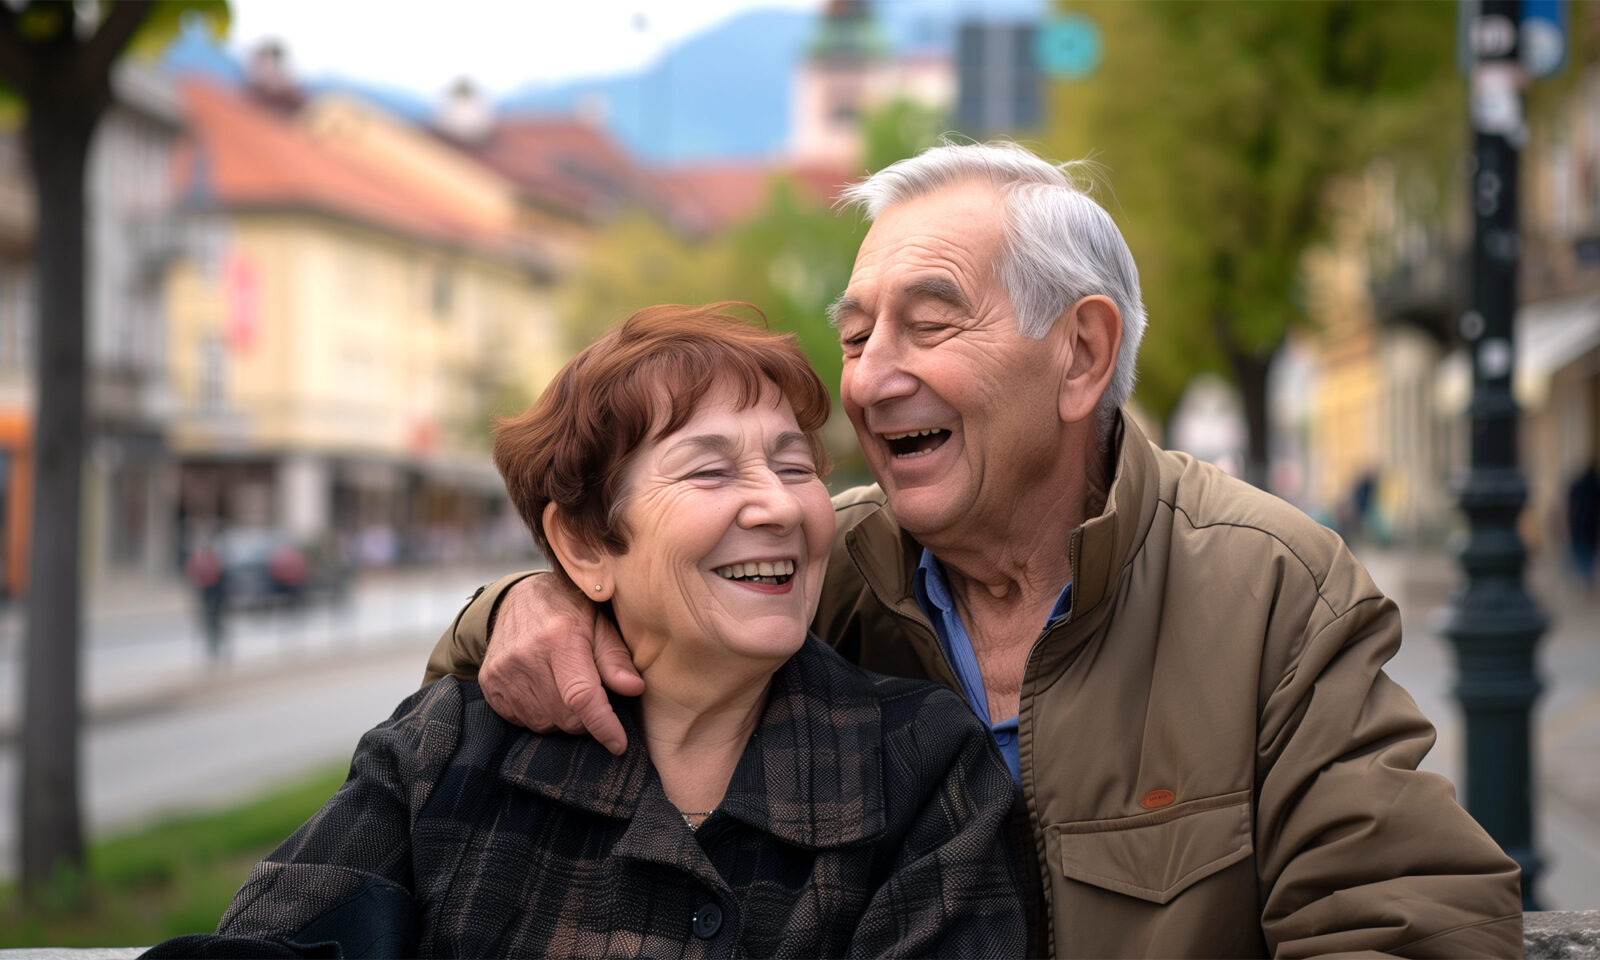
top-left (0, 276), bottom-right (27, 377)
top-left (199, 334), bottom-right (225, 412)
top-left (431, 265), bottom-right (454, 320)
top-left (0, 271), bottom-right (12, 375)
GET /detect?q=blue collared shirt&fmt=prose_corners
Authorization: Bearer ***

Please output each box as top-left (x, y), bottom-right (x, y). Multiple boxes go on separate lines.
top-left (913, 548), bottom-right (1073, 785)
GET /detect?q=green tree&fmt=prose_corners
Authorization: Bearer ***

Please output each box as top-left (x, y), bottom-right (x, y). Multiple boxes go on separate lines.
top-left (0, 0), bottom-right (229, 895)
top-left (560, 211), bottom-right (740, 347)
top-left (725, 178), bottom-right (868, 405)
top-left (1044, 1), bottom-right (1462, 487)
top-left (561, 97), bottom-right (944, 474)
top-left (560, 184), bottom-right (864, 461)
top-left (861, 95), bottom-right (949, 174)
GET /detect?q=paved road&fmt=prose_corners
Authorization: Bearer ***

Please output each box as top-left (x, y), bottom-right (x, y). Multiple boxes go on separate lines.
top-left (1361, 546), bottom-right (1600, 911)
top-left (0, 562), bottom-right (520, 880)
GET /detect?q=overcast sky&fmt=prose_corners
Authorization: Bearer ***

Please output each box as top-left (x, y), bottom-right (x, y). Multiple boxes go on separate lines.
top-left (227, 0), bottom-right (823, 98)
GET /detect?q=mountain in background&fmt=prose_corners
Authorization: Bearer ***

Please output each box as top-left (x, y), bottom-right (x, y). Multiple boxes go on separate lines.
top-left (163, 0), bottom-right (1042, 163)
top-left (500, 0), bottom-right (1041, 162)
top-left (497, 8), bottom-right (812, 162)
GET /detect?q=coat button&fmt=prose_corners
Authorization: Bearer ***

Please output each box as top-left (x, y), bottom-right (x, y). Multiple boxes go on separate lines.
top-left (691, 903), bottom-right (723, 938)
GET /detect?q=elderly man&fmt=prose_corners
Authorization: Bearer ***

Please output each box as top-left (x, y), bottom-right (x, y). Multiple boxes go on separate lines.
top-left (425, 142), bottom-right (1521, 957)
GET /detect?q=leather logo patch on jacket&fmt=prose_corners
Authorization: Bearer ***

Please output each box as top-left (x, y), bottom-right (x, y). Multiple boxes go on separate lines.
top-left (1139, 789), bottom-right (1176, 809)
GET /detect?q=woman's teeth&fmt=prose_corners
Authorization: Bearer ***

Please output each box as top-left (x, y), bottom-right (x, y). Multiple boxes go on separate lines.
top-left (714, 560), bottom-right (796, 584)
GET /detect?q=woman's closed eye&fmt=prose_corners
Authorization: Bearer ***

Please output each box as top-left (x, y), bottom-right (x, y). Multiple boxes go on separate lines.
top-left (688, 467), bottom-right (736, 482)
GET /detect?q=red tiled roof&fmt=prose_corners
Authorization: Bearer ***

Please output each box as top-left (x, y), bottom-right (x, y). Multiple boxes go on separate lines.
top-left (174, 80), bottom-right (518, 254)
top-left (652, 160), bottom-right (856, 233)
top-left (445, 117), bottom-right (659, 223)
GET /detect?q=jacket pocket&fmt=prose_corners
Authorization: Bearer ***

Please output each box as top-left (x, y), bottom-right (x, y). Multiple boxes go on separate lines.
top-left (1046, 789), bottom-right (1253, 905)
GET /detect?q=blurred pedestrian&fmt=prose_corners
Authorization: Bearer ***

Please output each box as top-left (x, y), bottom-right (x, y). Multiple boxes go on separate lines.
top-left (1569, 462), bottom-right (1600, 587)
top-left (185, 536), bottom-right (228, 662)
top-left (1350, 469), bottom-right (1377, 540)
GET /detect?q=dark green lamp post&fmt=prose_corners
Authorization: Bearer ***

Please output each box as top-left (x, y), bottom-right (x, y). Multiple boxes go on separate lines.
top-left (1438, 0), bottom-right (1546, 911)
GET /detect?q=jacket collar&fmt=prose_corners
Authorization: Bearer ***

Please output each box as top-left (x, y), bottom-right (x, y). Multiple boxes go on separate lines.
top-left (1066, 414), bottom-right (1158, 621)
top-left (496, 637), bottom-right (886, 851)
top-left (841, 411), bottom-right (1160, 657)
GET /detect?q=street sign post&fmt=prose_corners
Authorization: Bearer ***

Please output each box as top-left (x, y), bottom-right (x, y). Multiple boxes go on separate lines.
top-left (1438, 0), bottom-right (1547, 911)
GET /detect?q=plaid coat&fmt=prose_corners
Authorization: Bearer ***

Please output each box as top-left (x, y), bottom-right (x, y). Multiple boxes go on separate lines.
top-left (210, 636), bottom-right (1024, 958)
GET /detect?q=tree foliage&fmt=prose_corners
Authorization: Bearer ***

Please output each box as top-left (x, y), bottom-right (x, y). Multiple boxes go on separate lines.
top-left (1042, 0), bottom-right (1464, 483)
top-left (563, 98), bottom-right (946, 466)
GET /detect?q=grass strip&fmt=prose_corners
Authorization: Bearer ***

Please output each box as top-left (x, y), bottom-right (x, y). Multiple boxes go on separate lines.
top-left (0, 761), bottom-right (350, 948)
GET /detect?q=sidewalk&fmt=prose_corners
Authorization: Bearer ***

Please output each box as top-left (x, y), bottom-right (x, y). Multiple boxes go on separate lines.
top-left (0, 560), bottom-right (534, 737)
top-left (1357, 544), bottom-right (1600, 911)
top-left (0, 560), bottom-right (542, 880)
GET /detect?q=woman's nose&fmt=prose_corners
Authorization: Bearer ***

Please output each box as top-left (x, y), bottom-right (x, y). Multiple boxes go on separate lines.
top-left (740, 470), bottom-right (804, 531)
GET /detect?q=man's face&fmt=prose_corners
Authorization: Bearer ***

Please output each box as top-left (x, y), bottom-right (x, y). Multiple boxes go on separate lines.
top-left (833, 181), bottom-right (1072, 544)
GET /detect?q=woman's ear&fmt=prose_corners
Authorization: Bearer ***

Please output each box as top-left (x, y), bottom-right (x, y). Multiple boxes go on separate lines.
top-left (1057, 295), bottom-right (1123, 426)
top-left (542, 502), bottom-right (614, 601)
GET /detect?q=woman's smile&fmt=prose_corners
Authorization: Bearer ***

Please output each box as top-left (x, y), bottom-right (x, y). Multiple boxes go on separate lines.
top-left (712, 558), bottom-right (797, 588)
top-left (598, 380), bottom-right (836, 672)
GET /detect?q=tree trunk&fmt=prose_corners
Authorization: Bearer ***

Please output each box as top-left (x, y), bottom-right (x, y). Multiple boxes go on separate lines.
top-left (1212, 307), bottom-right (1280, 492)
top-left (20, 93), bottom-right (100, 893)
top-left (1230, 348), bottom-right (1273, 491)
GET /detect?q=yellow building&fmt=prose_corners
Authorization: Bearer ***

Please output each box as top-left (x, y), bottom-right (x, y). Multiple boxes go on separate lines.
top-left (1304, 47), bottom-right (1600, 551)
top-left (1301, 168), bottom-right (1462, 544)
top-left (167, 80), bottom-right (563, 562)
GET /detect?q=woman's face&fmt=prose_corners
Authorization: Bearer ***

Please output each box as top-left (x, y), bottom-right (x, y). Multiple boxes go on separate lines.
top-left (601, 379), bottom-right (835, 673)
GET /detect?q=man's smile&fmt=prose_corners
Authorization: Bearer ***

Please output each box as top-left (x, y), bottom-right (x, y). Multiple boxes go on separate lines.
top-left (881, 428), bottom-right (952, 458)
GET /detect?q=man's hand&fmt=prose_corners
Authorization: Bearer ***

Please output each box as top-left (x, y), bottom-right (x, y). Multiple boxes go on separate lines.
top-left (478, 576), bottom-right (644, 755)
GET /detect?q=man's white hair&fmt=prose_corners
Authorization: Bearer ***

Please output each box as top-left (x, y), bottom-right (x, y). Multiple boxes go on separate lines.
top-left (837, 140), bottom-right (1147, 438)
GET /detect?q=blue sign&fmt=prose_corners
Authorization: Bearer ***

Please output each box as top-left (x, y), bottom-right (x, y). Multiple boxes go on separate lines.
top-left (1034, 15), bottom-right (1102, 81)
top-left (1522, 0), bottom-right (1567, 77)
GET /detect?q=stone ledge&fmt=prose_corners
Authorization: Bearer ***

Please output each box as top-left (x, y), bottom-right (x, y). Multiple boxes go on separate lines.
top-left (1528, 910), bottom-right (1600, 959)
top-left (1, 910), bottom-right (1596, 958)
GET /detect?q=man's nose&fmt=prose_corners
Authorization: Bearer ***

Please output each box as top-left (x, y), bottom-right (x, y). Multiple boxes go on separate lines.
top-left (848, 328), bottom-right (917, 406)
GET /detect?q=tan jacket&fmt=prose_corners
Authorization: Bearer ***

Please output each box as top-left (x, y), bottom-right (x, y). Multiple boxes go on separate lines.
top-left (428, 416), bottom-right (1522, 958)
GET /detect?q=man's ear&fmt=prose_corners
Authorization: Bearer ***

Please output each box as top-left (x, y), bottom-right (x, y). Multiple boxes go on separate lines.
top-left (542, 502), bottom-right (615, 601)
top-left (1057, 295), bottom-right (1123, 425)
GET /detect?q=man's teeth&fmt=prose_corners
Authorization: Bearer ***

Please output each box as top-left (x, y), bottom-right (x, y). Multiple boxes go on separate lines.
top-left (714, 560), bottom-right (796, 583)
top-left (882, 427), bottom-right (949, 459)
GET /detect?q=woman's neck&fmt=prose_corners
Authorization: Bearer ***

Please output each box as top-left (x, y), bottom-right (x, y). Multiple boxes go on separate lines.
top-left (636, 658), bottom-right (772, 821)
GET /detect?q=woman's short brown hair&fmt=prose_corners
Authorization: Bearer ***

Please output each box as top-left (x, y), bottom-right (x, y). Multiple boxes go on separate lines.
top-left (494, 303), bottom-right (832, 583)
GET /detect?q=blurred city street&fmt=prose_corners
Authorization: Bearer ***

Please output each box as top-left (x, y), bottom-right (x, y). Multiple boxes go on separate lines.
top-left (1363, 546), bottom-right (1600, 911)
top-left (0, 560), bottom-right (533, 882)
top-left (0, 545), bottom-right (1595, 909)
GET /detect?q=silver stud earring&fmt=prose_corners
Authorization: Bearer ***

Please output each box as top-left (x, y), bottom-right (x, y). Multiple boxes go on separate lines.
top-left (594, 584), bottom-right (603, 592)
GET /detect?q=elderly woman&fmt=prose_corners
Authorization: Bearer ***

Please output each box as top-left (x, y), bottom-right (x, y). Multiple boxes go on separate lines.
top-left (149, 304), bottom-right (1023, 959)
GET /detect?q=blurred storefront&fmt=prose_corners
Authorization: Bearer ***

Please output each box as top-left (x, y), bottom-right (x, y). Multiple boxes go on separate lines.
top-left (165, 76), bottom-right (564, 567)
top-left (1299, 169), bottom-right (1464, 545)
top-left (0, 120), bottom-right (32, 597)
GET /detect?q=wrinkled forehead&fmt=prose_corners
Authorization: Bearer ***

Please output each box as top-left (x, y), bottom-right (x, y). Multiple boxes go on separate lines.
top-left (852, 184), bottom-right (1007, 283)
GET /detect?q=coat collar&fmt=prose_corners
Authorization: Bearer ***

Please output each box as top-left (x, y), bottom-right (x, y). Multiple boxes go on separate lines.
top-left (496, 637), bottom-right (887, 851)
top-left (840, 412), bottom-right (1160, 667)
top-left (1066, 414), bottom-right (1158, 621)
